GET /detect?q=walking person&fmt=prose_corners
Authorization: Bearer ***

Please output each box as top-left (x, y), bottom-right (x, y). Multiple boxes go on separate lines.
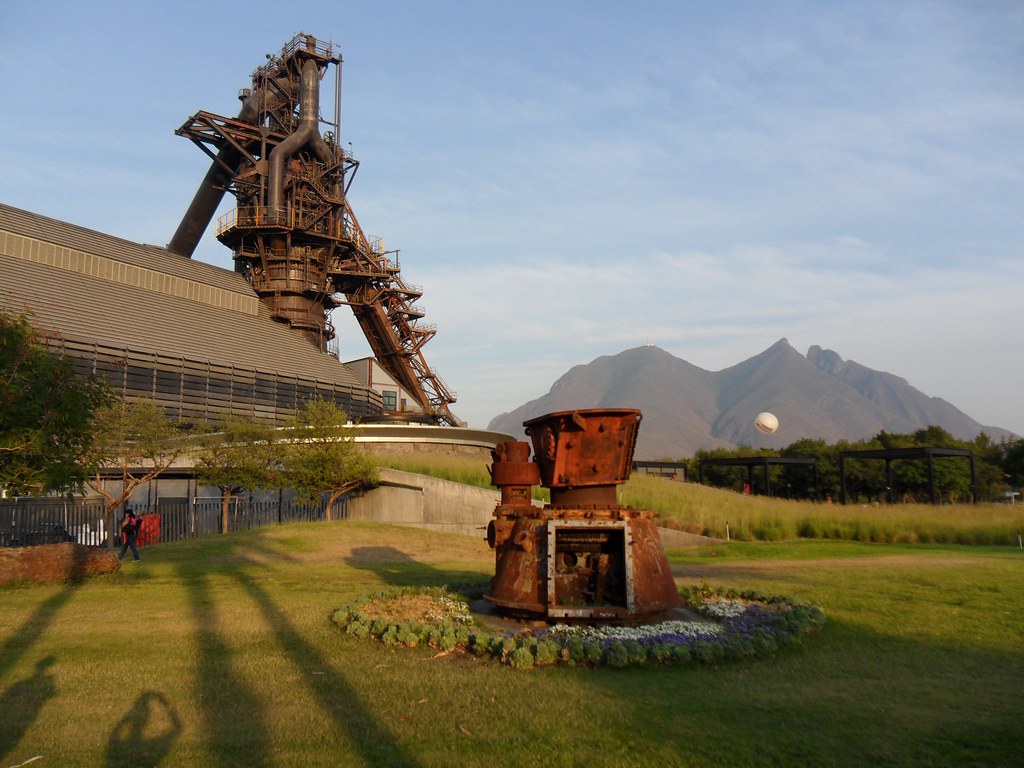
top-left (118, 508), bottom-right (142, 562)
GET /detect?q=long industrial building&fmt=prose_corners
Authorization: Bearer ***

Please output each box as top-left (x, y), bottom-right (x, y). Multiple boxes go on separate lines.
top-left (0, 202), bottom-right (382, 424)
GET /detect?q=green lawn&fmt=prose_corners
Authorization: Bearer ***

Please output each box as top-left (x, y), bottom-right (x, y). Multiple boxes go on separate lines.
top-left (1, 522), bottom-right (1022, 767)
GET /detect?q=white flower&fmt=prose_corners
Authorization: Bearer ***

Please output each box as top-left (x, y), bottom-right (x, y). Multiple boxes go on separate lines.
top-left (424, 595), bottom-right (474, 624)
top-left (698, 598), bottom-right (749, 619)
top-left (546, 619), bottom-right (724, 641)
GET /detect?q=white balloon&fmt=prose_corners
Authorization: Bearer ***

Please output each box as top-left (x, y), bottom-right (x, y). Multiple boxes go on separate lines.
top-left (755, 412), bottom-right (779, 434)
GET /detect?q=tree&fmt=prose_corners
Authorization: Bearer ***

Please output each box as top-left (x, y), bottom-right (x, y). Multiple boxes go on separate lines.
top-left (1003, 438), bottom-right (1024, 489)
top-left (781, 438), bottom-right (834, 500)
top-left (84, 399), bottom-right (188, 536)
top-left (1, 309), bottom-right (113, 494)
top-left (281, 399), bottom-right (377, 519)
top-left (970, 433), bottom-right (1010, 502)
top-left (193, 417), bottom-right (283, 533)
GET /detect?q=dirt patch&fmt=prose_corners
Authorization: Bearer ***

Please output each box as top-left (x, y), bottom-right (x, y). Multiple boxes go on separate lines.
top-left (351, 591), bottom-right (529, 636)
top-left (360, 593), bottom-right (463, 623)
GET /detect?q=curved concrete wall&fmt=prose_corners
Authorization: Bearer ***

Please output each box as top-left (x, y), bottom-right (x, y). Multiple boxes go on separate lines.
top-left (345, 468), bottom-right (499, 539)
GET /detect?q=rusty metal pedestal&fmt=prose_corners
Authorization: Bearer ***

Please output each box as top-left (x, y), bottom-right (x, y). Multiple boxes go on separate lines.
top-left (485, 409), bottom-right (680, 621)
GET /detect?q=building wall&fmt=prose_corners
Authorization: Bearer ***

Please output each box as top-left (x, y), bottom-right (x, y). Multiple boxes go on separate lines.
top-left (344, 356), bottom-right (423, 416)
top-left (50, 335), bottom-right (381, 425)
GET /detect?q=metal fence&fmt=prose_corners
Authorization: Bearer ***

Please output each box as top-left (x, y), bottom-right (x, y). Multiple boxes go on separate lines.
top-left (0, 496), bottom-right (346, 549)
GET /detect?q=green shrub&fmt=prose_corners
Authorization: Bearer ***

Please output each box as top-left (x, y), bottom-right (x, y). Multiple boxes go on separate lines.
top-left (500, 637), bottom-right (517, 661)
top-left (670, 643), bottom-right (692, 663)
top-left (564, 636), bottom-right (587, 665)
top-left (650, 643), bottom-right (674, 663)
top-left (603, 642), bottom-right (630, 669)
top-left (584, 640), bottom-right (604, 666)
top-left (534, 639), bottom-right (561, 666)
top-left (508, 646), bottom-right (535, 669)
top-left (622, 639), bottom-right (648, 665)
top-left (692, 640), bottom-right (724, 664)
top-left (467, 633), bottom-right (490, 655)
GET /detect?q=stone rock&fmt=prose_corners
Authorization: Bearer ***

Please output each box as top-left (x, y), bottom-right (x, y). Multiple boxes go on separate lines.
top-left (0, 543), bottom-right (121, 585)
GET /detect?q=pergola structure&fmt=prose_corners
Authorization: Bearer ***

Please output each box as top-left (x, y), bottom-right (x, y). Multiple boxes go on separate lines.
top-left (838, 447), bottom-right (975, 505)
top-left (698, 456), bottom-right (818, 498)
top-left (633, 460), bottom-right (688, 481)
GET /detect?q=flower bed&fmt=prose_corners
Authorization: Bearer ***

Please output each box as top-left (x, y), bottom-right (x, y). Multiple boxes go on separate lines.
top-left (330, 583), bottom-right (826, 670)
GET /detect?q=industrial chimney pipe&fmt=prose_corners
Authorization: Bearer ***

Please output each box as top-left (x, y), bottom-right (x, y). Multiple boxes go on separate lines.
top-left (267, 59), bottom-right (333, 217)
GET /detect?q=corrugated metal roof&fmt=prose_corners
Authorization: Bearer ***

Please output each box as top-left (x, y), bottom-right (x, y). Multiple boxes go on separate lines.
top-left (0, 203), bottom-right (366, 391)
top-left (0, 203), bottom-right (250, 297)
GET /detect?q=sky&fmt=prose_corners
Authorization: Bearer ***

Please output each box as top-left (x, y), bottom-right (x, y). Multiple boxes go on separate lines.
top-left (2, 1), bottom-right (1022, 436)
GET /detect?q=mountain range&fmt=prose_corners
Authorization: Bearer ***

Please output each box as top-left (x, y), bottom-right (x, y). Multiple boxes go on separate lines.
top-left (487, 339), bottom-right (1015, 459)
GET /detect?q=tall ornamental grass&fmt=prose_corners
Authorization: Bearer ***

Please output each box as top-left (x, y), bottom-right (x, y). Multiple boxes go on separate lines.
top-left (620, 474), bottom-right (1024, 545)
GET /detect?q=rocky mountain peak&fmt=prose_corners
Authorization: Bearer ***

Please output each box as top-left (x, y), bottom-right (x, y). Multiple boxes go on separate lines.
top-left (807, 345), bottom-right (845, 375)
top-left (487, 342), bottom-right (1013, 459)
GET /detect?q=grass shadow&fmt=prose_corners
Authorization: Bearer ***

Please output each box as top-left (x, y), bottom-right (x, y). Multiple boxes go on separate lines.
top-left (0, 654), bottom-right (57, 763)
top-left (0, 585), bottom-right (75, 681)
top-left (344, 546), bottom-right (490, 591)
top-left (105, 690), bottom-right (182, 767)
top-left (231, 559), bottom-right (425, 768)
top-left (178, 565), bottom-right (273, 766)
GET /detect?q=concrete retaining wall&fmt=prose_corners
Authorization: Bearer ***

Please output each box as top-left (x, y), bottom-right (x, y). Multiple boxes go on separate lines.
top-left (346, 468), bottom-right (498, 539)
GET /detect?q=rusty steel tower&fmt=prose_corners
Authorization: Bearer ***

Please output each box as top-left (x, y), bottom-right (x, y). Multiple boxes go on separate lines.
top-left (168, 33), bottom-right (458, 425)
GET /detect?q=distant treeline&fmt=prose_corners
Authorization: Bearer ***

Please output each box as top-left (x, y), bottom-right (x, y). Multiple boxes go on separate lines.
top-left (685, 427), bottom-right (1023, 504)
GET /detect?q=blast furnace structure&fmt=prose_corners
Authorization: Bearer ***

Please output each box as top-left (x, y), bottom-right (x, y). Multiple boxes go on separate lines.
top-left (169, 33), bottom-right (457, 425)
top-left (486, 409), bottom-right (680, 621)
